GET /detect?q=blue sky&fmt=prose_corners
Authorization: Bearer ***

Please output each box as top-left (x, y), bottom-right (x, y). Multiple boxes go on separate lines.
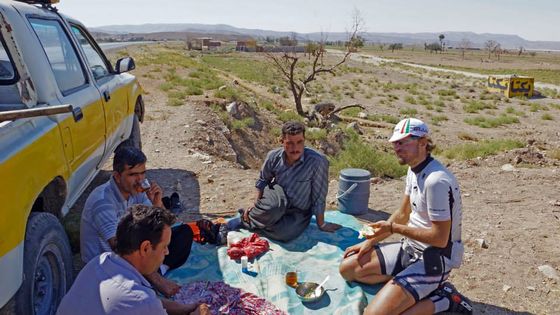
top-left (57, 0), bottom-right (560, 41)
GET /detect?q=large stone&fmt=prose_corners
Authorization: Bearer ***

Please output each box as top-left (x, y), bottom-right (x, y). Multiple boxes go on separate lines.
top-left (538, 265), bottom-right (559, 280)
top-left (347, 122), bottom-right (363, 134)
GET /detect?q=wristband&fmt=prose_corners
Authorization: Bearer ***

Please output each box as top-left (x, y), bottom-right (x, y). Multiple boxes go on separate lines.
top-left (390, 222), bottom-right (394, 234)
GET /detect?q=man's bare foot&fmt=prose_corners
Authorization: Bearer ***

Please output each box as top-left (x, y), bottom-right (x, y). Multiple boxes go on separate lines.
top-left (145, 272), bottom-right (180, 297)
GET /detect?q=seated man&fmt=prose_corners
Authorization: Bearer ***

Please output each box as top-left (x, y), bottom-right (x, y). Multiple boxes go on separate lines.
top-left (339, 118), bottom-right (472, 314)
top-left (232, 121), bottom-right (341, 242)
top-left (80, 146), bottom-right (193, 297)
top-left (58, 205), bottom-right (209, 315)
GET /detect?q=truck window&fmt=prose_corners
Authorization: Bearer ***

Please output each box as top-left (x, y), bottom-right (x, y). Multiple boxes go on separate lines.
top-left (29, 18), bottom-right (87, 95)
top-left (0, 35), bottom-right (16, 84)
top-left (70, 25), bottom-right (110, 80)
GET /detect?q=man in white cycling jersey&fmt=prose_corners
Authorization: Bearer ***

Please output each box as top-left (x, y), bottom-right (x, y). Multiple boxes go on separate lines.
top-left (339, 118), bottom-right (473, 314)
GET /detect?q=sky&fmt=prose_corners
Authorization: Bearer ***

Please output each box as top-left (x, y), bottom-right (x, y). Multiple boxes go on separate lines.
top-left (56, 0), bottom-right (560, 42)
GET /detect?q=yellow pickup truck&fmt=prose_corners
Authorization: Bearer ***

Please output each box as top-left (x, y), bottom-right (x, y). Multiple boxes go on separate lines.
top-left (0, 1), bottom-right (144, 314)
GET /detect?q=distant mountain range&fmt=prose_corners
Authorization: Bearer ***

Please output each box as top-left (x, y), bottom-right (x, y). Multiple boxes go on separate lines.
top-left (91, 23), bottom-right (560, 51)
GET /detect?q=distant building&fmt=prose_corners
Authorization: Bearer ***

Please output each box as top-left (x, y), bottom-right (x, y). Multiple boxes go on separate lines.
top-left (189, 37), bottom-right (213, 50)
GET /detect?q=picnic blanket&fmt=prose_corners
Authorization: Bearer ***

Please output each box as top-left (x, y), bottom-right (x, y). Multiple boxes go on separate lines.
top-left (168, 211), bottom-right (383, 314)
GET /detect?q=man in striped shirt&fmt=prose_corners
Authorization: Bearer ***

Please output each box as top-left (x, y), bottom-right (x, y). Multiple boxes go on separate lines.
top-left (236, 121), bottom-right (341, 241)
top-left (80, 147), bottom-right (193, 298)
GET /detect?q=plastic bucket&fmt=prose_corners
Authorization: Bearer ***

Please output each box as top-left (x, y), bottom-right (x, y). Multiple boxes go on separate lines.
top-left (337, 168), bottom-right (371, 215)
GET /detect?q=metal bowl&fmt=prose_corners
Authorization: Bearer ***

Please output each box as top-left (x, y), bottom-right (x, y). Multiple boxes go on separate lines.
top-left (295, 282), bottom-right (325, 302)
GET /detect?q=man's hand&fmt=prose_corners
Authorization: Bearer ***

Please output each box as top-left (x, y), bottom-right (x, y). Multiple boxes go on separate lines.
top-left (242, 206), bottom-right (254, 223)
top-left (147, 181), bottom-right (164, 208)
top-left (369, 220), bottom-right (392, 238)
top-left (319, 222), bottom-right (342, 232)
top-left (343, 240), bottom-right (375, 264)
top-left (191, 303), bottom-right (210, 315)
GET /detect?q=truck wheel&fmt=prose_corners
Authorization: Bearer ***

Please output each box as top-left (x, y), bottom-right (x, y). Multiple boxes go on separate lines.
top-left (129, 114), bottom-right (142, 150)
top-left (116, 114), bottom-right (142, 152)
top-left (14, 213), bottom-right (73, 315)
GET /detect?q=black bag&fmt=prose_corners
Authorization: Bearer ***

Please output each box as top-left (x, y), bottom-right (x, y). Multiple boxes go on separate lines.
top-left (423, 246), bottom-right (443, 275)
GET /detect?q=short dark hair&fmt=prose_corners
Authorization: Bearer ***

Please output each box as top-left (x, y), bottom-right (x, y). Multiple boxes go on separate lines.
top-left (113, 146), bottom-right (147, 173)
top-left (115, 205), bottom-right (176, 256)
top-left (281, 121), bottom-right (305, 139)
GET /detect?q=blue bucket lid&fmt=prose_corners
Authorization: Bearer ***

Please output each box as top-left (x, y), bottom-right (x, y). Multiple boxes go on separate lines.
top-left (340, 168), bottom-right (371, 180)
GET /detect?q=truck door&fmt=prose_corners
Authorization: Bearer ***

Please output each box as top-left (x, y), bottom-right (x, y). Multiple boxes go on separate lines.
top-left (69, 24), bottom-right (130, 153)
top-left (29, 18), bottom-right (106, 202)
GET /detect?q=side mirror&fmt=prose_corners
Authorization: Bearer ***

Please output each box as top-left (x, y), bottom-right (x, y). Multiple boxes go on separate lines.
top-left (115, 57), bottom-right (135, 74)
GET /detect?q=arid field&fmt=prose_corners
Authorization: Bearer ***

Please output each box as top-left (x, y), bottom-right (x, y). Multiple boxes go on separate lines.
top-left (65, 42), bottom-right (560, 314)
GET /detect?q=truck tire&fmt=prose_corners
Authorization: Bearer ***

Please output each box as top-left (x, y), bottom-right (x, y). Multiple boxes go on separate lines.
top-left (116, 114), bottom-right (142, 152)
top-left (13, 212), bottom-right (73, 315)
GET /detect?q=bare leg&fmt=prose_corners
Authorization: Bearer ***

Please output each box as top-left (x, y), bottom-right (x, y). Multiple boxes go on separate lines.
top-left (401, 299), bottom-right (435, 315)
top-left (363, 280), bottom-right (417, 315)
top-left (339, 247), bottom-right (392, 285)
top-left (145, 272), bottom-right (180, 297)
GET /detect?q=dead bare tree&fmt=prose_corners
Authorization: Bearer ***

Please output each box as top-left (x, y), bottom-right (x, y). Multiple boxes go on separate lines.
top-left (266, 9), bottom-right (364, 121)
top-left (459, 38), bottom-right (472, 59)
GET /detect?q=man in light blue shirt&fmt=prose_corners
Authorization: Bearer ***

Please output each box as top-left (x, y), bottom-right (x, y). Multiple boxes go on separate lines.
top-left (236, 121), bottom-right (341, 241)
top-left (58, 205), bottom-right (208, 315)
top-left (80, 147), bottom-right (193, 297)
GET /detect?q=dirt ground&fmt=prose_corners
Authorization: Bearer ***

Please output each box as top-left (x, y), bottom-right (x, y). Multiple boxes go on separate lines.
top-left (67, 44), bottom-right (560, 314)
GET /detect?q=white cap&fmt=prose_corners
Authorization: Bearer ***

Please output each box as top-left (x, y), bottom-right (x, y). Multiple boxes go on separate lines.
top-left (389, 118), bottom-right (429, 142)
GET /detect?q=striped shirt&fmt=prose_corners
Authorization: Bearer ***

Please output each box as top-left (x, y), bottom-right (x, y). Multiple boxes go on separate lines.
top-left (255, 147), bottom-right (329, 216)
top-left (80, 177), bottom-right (151, 263)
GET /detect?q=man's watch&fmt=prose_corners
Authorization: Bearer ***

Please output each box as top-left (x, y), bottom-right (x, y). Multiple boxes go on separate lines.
top-left (319, 222), bottom-right (328, 229)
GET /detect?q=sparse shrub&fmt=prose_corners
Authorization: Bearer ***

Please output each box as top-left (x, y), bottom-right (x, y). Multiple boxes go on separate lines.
top-left (457, 132), bottom-right (478, 141)
top-left (167, 98), bottom-right (183, 106)
top-left (367, 114), bottom-right (399, 124)
top-left (530, 103), bottom-right (549, 112)
top-left (549, 149), bottom-right (560, 160)
top-left (464, 115), bottom-right (519, 128)
top-left (329, 130), bottom-right (406, 178)
top-left (215, 86), bottom-right (244, 101)
top-left (436, 139), bottom-right (524, 160)
top-left (231, 117), bottom-right (255, 130)
top-left (278, 111), bottom-right (304, 123)
top-left (405, 96), bottom-right (417, 104)
top-left (431, 115), bottom-right (448, 126)
top-left (541, 113), bottom-right (554, 120)
top-left (438, 89), bottom-right (457, 97)
top-left (399, 108), bottom-right (418, 116)
top-left (340, 107), bottom-right (362, 117)
top-left (463, 100), bottom-right (495, 113)
top-left (306, 128), bottom-right (328, 141)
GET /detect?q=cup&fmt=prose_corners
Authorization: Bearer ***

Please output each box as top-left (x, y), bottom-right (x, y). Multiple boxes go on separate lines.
top-left (285, 271), bottom-right (298, 287)
top-left (137, 178), bottom-right (151, 193)
top-left (241, 256), bottom-right (248, 271)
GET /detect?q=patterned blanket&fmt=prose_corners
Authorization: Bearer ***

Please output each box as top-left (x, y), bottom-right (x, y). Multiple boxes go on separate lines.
top-left (168, 211), bottom-right (382, 314)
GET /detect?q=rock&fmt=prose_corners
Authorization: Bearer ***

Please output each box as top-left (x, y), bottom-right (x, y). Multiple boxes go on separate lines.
top-left (196, 119), bottom-right (207, 126)
top-left (347, 122), bottom-right (362, 134)
top-left (358, 112), bottom-right (368, 119)
top-left (226, 102), bottom-right (238, 115)
top-left (155, 149), bottom-right (160, 153)
top-left (308, 127), bottom-right (322, 133)
top-left (207, 175), bottom-right (214, 183)
top-left (513, 155), bottom-right (523, 164)
top-left (527, 286), bottom-right (536, 291)
top-left (475, 238), bottom-right (488, 249)
top-left (463, 193), bottom-right (471, 197)
top-left (218, 85), bottom-right (227, 91)
top-left (501, 163), bottom-right (515, 172)
top-left (271, 86), bottom-right (281, 94)
top-left (371, 177), bottom-right (383, 185)
top-left (502, 285), bottom-right (512, 292)
top-left (538, 265), bottom-right (559, 280)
